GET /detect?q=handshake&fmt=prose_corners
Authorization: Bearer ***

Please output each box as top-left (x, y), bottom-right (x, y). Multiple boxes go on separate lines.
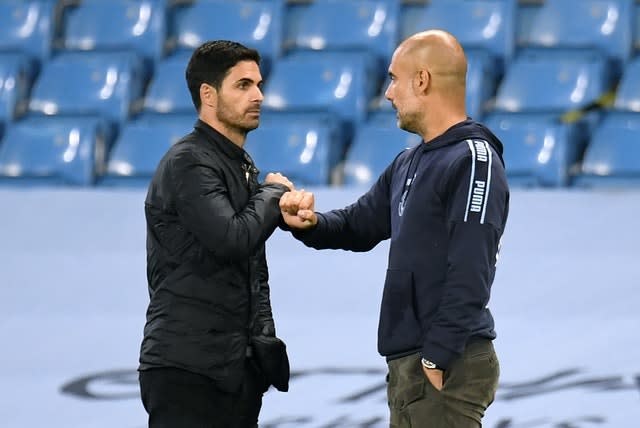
top-left (264, 172), bottom-right (316, 230)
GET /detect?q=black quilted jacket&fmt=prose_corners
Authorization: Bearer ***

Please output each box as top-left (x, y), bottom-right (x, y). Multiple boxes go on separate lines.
top-left (139, 119), bottom-right (288, 392)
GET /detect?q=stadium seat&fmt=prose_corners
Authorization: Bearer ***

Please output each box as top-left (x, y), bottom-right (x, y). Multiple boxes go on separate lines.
top-left (484, 113), bottom-right (588, 187)
top-left (342, 112), bottom-right (421, 187)
top-left (0, 53), bottom-right (37, 125)
top-left (244, 111), bottom-right (346, 186)
top-left (635, 1), bottom-right (640, 56)
top-left (262, 50), bottom-right (380, 137)
top-left (0, 116), bottom-right (113, 186)
top-left (491, 50), bottom-right (616, 144)
top-left (521, 0), bottom-right (634, 77)
top-left (465, 50), bottom-right (498, 120)
top-left (28, 51), bottom-right (146, 126)
top-left (170, 0), bottom-right (284, 75)
top-left (0, 0), bottom-right (57, 69)
top-left (493, 51), bottom-right (615, 114)
top-left (401, 0), bottom-right (516, 74)
top-left (100, 113), bottom-right (194, 187)
top-left (574, 112), bottom-right (640, 187)
top-left (515, 0), bottom-right (543, 48)
top-left (142, 52), bottom-right (193, 114)
top-left (613, 56), bottom-right (640, 111)
top-left (365, 109), bottom-right (400, 128)
top-left (61, 0), bottom-right (169, 74)
top-left (284, 0), bottom-right (400, 68)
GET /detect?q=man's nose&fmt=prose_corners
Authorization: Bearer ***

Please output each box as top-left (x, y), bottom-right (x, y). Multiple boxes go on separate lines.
top-left (255, 87), bottom-right (264, 102)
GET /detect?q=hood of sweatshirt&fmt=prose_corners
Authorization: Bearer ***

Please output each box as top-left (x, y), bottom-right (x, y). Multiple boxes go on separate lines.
top-left (418, 119), bottom-right (505, 165)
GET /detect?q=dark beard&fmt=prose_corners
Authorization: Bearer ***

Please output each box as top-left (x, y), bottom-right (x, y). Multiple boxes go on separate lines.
top-left (216, 107), bottom-right (258, 135)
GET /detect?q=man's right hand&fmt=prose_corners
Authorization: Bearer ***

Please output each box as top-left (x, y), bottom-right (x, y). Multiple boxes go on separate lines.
top-left (265, 172), bottom-right (294, 191)
top-left (280, 190), bottom-right (317, 230)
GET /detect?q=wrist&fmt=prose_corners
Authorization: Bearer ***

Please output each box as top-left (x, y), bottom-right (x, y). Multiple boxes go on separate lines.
top-left (421, 357), bottom-right (443, 370)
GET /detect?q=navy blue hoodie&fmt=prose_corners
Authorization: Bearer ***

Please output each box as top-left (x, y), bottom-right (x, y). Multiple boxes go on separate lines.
top-left (293, 119), bottom-right (509, 369)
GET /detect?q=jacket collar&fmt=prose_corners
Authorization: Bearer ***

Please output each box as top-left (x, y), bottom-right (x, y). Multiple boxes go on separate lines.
top-left (194, 119), bottom-right (246, 162)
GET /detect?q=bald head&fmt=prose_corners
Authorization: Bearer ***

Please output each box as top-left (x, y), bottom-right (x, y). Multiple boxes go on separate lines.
top-left (384, 30), bottom-right (468, 141)
top-left (397, 29), bottom-right (467, 93)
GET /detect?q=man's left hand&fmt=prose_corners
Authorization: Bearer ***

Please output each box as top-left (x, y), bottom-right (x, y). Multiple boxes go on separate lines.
top-left (422, 366), bottom-right (444, 391)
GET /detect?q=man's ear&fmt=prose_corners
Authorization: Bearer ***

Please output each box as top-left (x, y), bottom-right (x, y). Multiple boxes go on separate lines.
top-left (413, 69), bottom-right (431, 94)
top-left (200, 83), bottom-right (216, 108)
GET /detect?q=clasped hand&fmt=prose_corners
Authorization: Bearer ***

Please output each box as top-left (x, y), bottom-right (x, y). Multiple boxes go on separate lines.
top-left (279, 190), bottom-right (317, 229)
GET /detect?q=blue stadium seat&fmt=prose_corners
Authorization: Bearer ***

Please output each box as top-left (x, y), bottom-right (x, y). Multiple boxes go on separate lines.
top-left (574, 112), bottom-right (640, 187)
top-left (61, 0), bottom-right (169, 74)
top-left (170, 0), bottom-right (284, 75)
top-left (613, 56), bottom-right (640, 111)
top-left (342, 112), bottom-right (421, 187)
top-left (244, 111), bottom-right (346, 186)
top-left (401, 0), bottom-right (516, 74)
top-left (284, 0), bottom-right (400, 67)
top-left (262, 50), bottom-right (380, 136)
top-left (369, 75), bottom-right (393, 112)
top-left (515, 0), bottom-right (543, 48)
top-left (487, 49), bottom-right (613, 187)
top-left (634, 1), bottom-right (640, 56)
top-left (100, 113), bottom-right (194, 187)
top-left (0, 116), bottom-right (113, 186)
top-left (0, 0), bottom-right (56, 69)
top-left (465, 50), bottom-right (498, 120)
top-left (484, 113), bottom-right (588, 187)
top-left (365, 109), bottom-right (400, 128)
top-left (142, 52), bottom-right (193, 114)
top-left (28, 51), bottom-right (146, 126)
top-left (0, 53), bottom-right (36, 126)
top-left (494, 51), bottom-right (615, 114)
top-left (521, 0), bottom-right (634, 77)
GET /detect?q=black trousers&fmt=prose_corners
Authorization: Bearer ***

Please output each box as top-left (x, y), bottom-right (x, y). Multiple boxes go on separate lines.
top-left (139, 360), bottom-right (268, 428)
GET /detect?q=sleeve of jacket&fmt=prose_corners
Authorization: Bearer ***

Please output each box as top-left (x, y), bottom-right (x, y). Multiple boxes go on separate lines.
top-left (255, 246), bottom-right (276, 337)
top-left (170, 151), bottom-right (288, 261)
top-left (292, 164), bottom-right (393, 251)
top-left (422, 141), bottom-right (509, 369)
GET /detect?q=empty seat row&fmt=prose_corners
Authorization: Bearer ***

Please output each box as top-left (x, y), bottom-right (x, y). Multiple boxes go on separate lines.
top-left (1, 0), bottom-right (638, 132)
top-left (0, 111), bottom-right (345, 187)
top-left (1, 0), bottom-right (637, 77)
top-left (1, 43), bottom-right (640, 187)
top-left (0, 48), bottom-right (385, 137)
top-left (4, 33), bottom-right (639, 130)
top-left (1, 107), bottom-right (639, 189)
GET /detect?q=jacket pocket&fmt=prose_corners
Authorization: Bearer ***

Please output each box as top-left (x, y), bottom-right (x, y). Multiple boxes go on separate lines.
top-left (378, 269), bottom-right (422, 353)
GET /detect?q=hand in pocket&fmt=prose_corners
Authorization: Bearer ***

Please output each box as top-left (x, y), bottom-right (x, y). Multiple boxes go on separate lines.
top-left (422, 366), bottom-right (444, 391)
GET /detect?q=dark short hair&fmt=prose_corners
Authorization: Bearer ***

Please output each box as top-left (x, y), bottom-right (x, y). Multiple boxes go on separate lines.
top-left (185, 40), bottom-right (261, 111)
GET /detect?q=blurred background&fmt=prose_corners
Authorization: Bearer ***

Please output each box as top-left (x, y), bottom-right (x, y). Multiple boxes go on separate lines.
top-left (0, 0), bottom-right (639, 427)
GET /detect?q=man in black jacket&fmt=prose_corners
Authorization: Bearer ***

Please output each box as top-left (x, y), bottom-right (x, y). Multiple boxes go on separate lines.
top-left (138, 40), bottom-right (293, 428)
top-left (280, 30), bottom-right (509, 427)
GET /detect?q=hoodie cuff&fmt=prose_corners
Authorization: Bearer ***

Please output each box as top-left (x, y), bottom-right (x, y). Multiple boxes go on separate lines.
top-left (291, 213), bottom-right (323, 243)
top-left (422, 340), bottom-right (461, 371)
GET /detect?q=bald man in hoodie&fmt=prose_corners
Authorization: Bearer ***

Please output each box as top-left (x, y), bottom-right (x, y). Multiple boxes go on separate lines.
top-left (280, 30), bottom-right (510, 427)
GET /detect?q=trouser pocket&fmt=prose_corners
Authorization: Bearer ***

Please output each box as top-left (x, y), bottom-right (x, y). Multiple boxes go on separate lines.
top-left (388, 353), bottom-right (446, 428)
top-left (441, 339), bottom-right (500, 424)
